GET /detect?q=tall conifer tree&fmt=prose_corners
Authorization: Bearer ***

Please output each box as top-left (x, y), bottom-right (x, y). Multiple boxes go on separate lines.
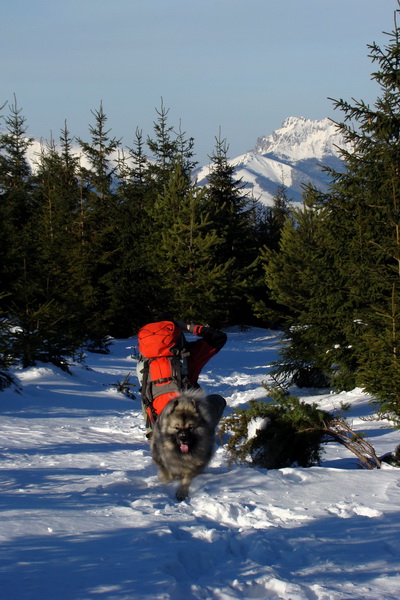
top-left (111, 130), bottom-right (156, 333)
top-left (146, 100), bottom-right (197, 197)
top-left (262, 187), bottom-right (354, 387)
top-left (75, 103), bottom-right (121, 339)
top-left (263, 5), bottom-right (400, 411)
top-left (151, 160), bottom-right (233, 323)
top-left (0, 96), bottom-right (34, 300)
top-left (324, 7), bottom-right (400, 416)
top-left (249, 183), bottom-right (292, 325)
top-left (30, 125), bottom-right (87, 352)
top-left (205, 133), bottom-right (256, 323)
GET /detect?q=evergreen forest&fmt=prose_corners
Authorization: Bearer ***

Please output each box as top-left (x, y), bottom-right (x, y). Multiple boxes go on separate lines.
top-left (2, 6), bottom-right (400, 424)
top-left (0, 99), bottom-right (283, 368)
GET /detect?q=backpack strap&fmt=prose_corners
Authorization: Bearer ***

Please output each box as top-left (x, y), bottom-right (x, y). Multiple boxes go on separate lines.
top-left (139, 357), bottom-right (158, 425)
top-left (139, 353), bottom-right (190, 426)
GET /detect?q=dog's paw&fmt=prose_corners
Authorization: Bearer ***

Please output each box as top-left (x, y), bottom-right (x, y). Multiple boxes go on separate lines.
top-left (176, 484), bottom-right (189, 501)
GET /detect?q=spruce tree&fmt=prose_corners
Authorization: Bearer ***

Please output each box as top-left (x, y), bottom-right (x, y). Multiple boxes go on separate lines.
top-left (263, 5), bottom-right (400, 410)
top-left (249, 183), bottom-right (292, 326)
top-left (151, 160), bottom-right (233, 323)
top-left (28, 125), bottom-right (88, 357)
top-left (0, 96), bottom-right (34, 301)
top-left (266, 182), bottom-right (292, 251)
top-left (0, 98), bottom-right (57, 367)
top-left (75, 103), bottom-right (122, 340)
top-left (262, 188), bottom-right (343, 387)
top-left (147, 100), bottom-right (178, 186)
top-left (146, 100), bottom-right (197, 195)
top-left (111, 129), bottom-right (157, 334)
top-left (0, 95), bottom-right (33, 206)
top-left (77, 102), bottom-right (121, 202)
top-left (205, 133), bottom-right (256, 324)
top-left (324, 7), bottom-right (400, 416)
top-left (33, 125), bottom-right (80, 268)
top-left (206, 133), bottom-right (252, 260)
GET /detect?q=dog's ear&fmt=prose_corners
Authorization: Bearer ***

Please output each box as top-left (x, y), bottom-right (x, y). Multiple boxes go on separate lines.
top-left (161, 398), bottom-right (179, 417)
top-left (171, 398), bottom-right (180, 412)
top-left (190, 398), bottom-right (201, 417)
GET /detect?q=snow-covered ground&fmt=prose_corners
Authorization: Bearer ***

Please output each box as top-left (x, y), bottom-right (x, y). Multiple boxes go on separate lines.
top-left (1, 327), bottom-right (399, 600)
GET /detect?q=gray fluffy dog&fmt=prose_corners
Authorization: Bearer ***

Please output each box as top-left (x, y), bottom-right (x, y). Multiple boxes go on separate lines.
top-left (150, 388), bottom-right (226, 501)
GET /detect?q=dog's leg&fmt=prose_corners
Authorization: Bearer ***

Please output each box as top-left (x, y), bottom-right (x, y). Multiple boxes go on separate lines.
top-left (176, 476), bottom-right (192, 501)
top-left (157, 465), bottom-right (174, 484)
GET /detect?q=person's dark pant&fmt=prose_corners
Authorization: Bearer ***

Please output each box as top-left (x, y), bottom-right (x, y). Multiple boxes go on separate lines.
top-left (203, 394), bottom-right (227, 427)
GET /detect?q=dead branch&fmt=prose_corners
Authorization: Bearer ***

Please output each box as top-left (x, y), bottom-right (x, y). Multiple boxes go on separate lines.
top-left (322, 419), bottom-right (381, 469)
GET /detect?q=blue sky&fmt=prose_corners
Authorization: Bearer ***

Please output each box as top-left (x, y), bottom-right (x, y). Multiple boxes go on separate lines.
top-left (0, 0), bottom-right (395, 164)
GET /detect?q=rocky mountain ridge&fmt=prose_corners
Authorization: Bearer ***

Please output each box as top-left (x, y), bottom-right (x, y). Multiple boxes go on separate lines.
top-left (196, 116), bottom-right (352, 205)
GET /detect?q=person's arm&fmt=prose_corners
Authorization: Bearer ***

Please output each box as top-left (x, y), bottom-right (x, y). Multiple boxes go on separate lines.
top-left (176, 322), bottom-right (227, 385)
top-left (176, 321), bottom-right (227, 352)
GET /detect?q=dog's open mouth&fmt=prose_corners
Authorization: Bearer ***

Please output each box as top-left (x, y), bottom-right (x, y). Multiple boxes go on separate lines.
top-left (179, 442), bottom-right (190, 453)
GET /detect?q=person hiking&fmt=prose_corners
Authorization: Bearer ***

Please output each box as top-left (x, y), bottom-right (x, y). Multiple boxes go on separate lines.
top-left (136, 317), bottom-right (227, 436)
top-left (174, 320), bottom-right (227, 387)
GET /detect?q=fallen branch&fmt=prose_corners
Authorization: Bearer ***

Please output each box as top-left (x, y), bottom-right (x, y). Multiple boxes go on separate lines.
top-left (107, 373), bottom-right (136, 399)
top-left (322, 420), bottom-right (381, 469)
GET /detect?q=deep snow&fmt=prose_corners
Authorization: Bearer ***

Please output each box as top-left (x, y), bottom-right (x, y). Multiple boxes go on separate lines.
top-left (1, 327), bottom-right (399, 600)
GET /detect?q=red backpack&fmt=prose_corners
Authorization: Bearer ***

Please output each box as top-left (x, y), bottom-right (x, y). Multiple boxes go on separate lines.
top-left (137, 321), bottom-right (189, 425)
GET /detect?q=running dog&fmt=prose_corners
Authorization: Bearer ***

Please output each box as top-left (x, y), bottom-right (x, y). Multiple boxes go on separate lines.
top-left (150, 388), bottom-right (226, 501)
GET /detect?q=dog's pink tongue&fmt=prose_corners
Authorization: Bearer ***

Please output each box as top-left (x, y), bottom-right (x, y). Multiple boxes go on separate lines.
top-left (180, 443), bottom-right (189, 453)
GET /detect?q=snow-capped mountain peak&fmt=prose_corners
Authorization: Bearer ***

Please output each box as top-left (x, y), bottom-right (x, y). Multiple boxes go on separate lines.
top-left (195, 116), bottom-right (351, 205)
top-left (254, 116), bottom-right (347, 162)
